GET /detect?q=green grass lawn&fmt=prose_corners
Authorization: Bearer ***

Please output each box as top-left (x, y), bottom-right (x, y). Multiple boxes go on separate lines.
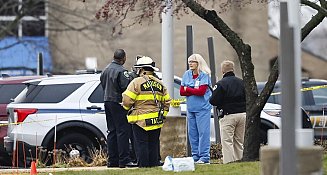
top-left (10, 154), bottom-right (327, 175)
top-left (33, 162), bottom-right (260, 175)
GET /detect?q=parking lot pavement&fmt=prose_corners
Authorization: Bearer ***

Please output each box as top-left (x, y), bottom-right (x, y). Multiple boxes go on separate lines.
top-left (0, 166), bottom-right (139, 174)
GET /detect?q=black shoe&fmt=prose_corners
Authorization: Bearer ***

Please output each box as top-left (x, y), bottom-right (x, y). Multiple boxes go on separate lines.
top-left (107, 162), bottom-right (119, 168)
top-left (119, 162), bottom-right (138, 168)
top-left (158, 160), bottom-right (164, 166)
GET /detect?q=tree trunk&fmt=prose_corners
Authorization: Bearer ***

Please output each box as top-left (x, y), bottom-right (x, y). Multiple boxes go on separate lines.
top-left (243, 105), bottom-right (261, 161)
top-left (182, 0), bottom-right (327, 161)
top-left (182, 0), bottom-right (262, 160)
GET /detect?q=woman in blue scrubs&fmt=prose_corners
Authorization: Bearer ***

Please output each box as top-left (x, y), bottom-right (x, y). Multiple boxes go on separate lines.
top-left (180, 54), bottom-right (212, 164)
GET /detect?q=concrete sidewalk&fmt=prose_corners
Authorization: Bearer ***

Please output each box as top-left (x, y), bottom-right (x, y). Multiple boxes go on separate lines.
top-left (0, 166), bottom-right (137, 174)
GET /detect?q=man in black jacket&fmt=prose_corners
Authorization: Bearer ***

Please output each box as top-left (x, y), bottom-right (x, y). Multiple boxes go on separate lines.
top-left (209, 60), bottom-right (246, 164)
top-left (100, 49), bottom-right (136, 168)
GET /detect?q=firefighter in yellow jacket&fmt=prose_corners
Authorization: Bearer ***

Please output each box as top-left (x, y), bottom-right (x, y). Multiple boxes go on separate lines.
top-left (122, 56), bottom-right (171, 167)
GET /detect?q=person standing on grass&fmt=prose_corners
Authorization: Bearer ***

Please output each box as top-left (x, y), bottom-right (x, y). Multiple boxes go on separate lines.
top-left (209, 60), bottom-right (246, 164)
top-left (122, 56), bottom-right (171, 167)
top-left (180, 53), bottom-right (212, 164)
top-left (100, 49), bottom-right (137, 168)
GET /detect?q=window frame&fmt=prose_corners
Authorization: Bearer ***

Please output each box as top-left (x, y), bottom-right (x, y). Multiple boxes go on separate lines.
top-left (88, 84), bottom-right (104, 103)
top-left (0, 0), bottom-right (48, 37)
top-left (19, 83), bottom-right (83, 103)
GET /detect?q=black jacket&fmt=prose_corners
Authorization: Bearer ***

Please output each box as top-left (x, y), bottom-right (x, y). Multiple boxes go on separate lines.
top-left (209, 72), bottom-right (246, 115)
top-left (100, 60), bottom-right (131, 103)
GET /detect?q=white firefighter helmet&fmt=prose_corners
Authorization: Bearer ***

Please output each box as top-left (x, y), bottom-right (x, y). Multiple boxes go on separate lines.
top-left (133, 56), bottom-right (159, 71)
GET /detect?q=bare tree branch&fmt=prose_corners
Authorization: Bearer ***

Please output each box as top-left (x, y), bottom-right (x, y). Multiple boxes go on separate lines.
top-left (301, 0), bottom-right (327, 39)
top-left (301, 0), bottom-right (327, 16)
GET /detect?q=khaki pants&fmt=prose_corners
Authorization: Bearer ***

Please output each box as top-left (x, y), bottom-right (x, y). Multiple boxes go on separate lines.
top-left (219, 112), bottom-right (246, 164)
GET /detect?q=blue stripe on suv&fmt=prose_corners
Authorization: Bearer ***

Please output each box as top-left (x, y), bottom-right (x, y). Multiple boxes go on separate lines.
top-left (37, 109), bottom-right (105, 114)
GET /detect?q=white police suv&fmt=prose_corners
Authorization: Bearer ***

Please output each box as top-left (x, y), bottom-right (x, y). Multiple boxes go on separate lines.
top-left (5, 74), bottom-right (106, 165)
top-left (4, 72), bottom-right (299, 166)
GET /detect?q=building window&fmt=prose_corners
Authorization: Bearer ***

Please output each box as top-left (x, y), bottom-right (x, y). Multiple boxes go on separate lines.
top-left (0, 0), bottom-right (19, 16)
top-left (0, 21), bottom-right (18, 36)
top-left (0, 0), bottom-right (47, 37)
top-left (22, 0), bottom-right (45, 16)
top-left (22, 20), bottom-right (45, 36)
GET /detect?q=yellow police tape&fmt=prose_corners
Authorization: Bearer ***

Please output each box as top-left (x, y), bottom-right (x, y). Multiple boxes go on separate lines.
top-left (1, 84), bottom-right (326, 127)
top-left (172, 84), bottom-right (327, 104)
top-left (0, 114), bottom-right (96, 127)
top-left (0, 119), bottom-right (50, 127)
top-left (271, 84), bottom-right (327, 96)
top-left (170, 99), bottom-right (186, 107)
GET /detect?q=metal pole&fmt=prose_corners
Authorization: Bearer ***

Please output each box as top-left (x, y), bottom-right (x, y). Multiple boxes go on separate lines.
top-left (186, 25), bottom-right (193, 70)
top-left (161, 0), bottom-right (174, 98)
top-left (37, 52), bottom-right (44, 75)
top-left (286, 0), bottom-right (302, 130)
top-left (280, 1), bottom-right (300, 174)
top-left (207, 37), bottom-right (220, 144)
top-left (185, 25), bottom-right (194, 156)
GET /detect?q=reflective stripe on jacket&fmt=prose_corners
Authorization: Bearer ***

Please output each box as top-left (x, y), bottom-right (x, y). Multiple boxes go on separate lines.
top-left (122, 73), bottom-right (171, 131)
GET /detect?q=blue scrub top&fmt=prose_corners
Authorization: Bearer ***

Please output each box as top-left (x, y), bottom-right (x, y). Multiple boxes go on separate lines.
top-left (181, 70), bottom-right (212, 112)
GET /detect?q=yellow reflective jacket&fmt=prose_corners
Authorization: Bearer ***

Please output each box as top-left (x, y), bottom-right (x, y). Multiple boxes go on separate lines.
top-left (122, 72), bottom-right (171, 131)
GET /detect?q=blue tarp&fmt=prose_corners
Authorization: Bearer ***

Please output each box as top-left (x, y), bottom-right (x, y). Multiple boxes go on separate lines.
top-left (0, 37), bottom-right (52, 76)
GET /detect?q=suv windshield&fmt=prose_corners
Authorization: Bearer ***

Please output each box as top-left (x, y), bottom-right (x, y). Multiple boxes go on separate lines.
top-left (311, 87), bottom-right (327, 106)
top-left (0, 84), bottom-right (26, 103)
top-left (19, 83), bottom-right (83, 103)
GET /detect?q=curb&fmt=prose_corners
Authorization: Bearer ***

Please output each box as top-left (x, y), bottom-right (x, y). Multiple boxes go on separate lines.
top-left (0, 166), bottom-right (138, 174)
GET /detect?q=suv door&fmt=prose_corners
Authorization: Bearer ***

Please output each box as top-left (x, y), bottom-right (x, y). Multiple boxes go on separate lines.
top-left (79, 82), bottom-right (107, 138)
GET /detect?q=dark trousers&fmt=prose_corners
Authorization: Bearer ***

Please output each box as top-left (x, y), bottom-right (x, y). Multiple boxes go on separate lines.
top-left (105, 101), bottom-right (131, 165)
top-left (132, 124), bottom-right (160, 167)
top-left (129, 125), bottom-right (137, 163)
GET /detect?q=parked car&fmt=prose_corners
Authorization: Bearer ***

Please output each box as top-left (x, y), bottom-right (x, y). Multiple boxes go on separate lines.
top-left (4, 72), bottom-right (309, 166)
top-left (0, 75), bottom-right (45, 166)
top-left (156, 72), bottom-right (311, 144)
top-left (257, 78), bottom-right (327, 138)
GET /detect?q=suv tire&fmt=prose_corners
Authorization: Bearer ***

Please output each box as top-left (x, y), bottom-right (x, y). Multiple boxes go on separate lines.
top-left (56, 133), bottom-right (95, 163)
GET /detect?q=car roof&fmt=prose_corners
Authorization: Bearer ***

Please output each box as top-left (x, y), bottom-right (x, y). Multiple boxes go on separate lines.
top-left (24, 74), bottom-right (101, 85)
top-left (22, 72), bottom-right (181, 85)
top-left (302, 79), bottom-right (327, 86)
top-left (0, 75), bottom-right (45, 85)
top-left (257, 78), bottom-right (327, 89)
top-left (155, 72), bottom-right (182, 81)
